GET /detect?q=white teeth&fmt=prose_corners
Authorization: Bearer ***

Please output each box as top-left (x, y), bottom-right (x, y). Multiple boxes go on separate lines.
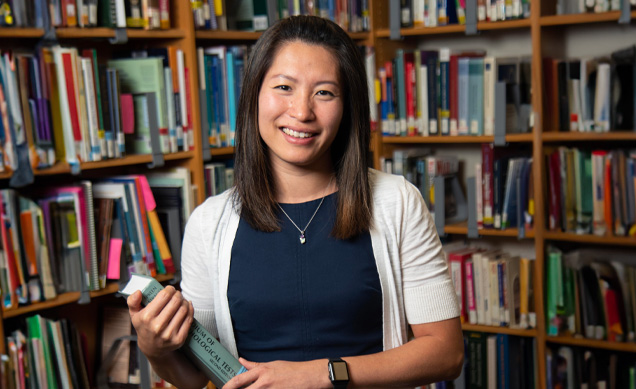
top-left (282, 127), bottom-right (312, 139)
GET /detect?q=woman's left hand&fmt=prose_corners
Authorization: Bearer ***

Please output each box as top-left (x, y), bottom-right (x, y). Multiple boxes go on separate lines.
top-left (222, 358), bottom-right (332, 389)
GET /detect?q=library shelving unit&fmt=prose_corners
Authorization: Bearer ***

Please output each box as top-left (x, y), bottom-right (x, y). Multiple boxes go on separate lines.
top-left (370, 0), bottom-right (636, 388)
top-left (0, 0), bottom-right (206, 380)
top-left (536, 0), bottom-right (636, 363)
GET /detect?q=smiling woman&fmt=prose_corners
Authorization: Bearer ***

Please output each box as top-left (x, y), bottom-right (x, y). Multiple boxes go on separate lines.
top-left (127, 15), bottom-right (464, 389)
top-left (257, 41), bottom-right (343, 185)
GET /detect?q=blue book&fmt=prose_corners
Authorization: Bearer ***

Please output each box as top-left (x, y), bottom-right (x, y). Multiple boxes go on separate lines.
top-left (468, 57), bottom-right (484, 135)
top-left (457, 58), bottom-right (470, 135)
top-left (203, 55), bottom-right (219, 146)
top-left (496, 334), bottom-right (510, 389)
top-left (226, 49), bottom-right (237, 143)
top-left (395, 50), bottom-right (407, 136)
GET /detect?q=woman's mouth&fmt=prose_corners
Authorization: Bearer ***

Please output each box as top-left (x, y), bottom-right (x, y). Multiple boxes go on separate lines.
top-left (281, 127), bottom-right (315, 139)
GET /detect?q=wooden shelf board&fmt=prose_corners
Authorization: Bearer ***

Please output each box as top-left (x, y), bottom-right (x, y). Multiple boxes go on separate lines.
top-left (462, 324), bottom-right (538, 337)
top-left (476, 19), bottom-right (532, 30)
top-left (382, 133), bottom-right (533, 144)
top-left (56, 28), bottom-right (184, 39)
top-left (376, 19), bottom-right (530, 38)
top-left (0, 28), bottom-right (44, 38)
top-left (544, 231), bottom-right (636, 246)
top-left (444, 222), bottom-right (535, 238)
top-left (196, 30), bottom-right (262, 40)
top-left (2, 274), bottom-right (175, 319)
top-left (3, 293), bottom-right (81, 318)
top-left (542, 131), bottom-right (636, 142)
top-left (210, 147), bottom-right (235, 156)
top-left (540, 11), bottom-right (636, 26)
top-left (547, 336), bottom-right (636, 353)
top-left (81, 151), bottom-right (193, 170)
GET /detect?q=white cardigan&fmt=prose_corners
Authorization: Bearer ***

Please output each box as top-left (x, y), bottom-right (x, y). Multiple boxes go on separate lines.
top-left (180, 169), bottom-right (459, 358)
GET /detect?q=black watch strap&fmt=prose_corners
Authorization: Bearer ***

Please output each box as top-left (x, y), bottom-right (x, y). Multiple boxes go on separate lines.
top-left (328, 358), bottom-right (349, 389)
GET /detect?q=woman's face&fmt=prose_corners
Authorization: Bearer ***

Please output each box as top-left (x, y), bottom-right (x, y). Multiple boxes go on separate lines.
top-left (258, 41), bottom-right (343, 173)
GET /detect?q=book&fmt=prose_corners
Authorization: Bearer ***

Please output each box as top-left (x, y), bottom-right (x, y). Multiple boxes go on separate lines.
top-left (120, 274), bottom-right (247, 388)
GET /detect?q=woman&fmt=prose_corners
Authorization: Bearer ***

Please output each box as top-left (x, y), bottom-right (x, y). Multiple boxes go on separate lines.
top-left (128, 15), bottom-right (464, 388)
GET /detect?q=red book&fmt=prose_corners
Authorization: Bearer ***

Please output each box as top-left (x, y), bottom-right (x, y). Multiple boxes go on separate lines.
top-left (404, 52), bottom-right (417, 136)
top-left (482, 143), bottom-right (495, 228)
top-left (448, 248), bottom-right (478, 323)
top-left (61, 52), bottom-right (83, 146)
top-left (120, 94), bottom-right (135, 135)
top-left (184, 66), bottom-right (194, 150)
top-left (543, 57), bottom-right (560, 133)
top-left (603, 287), bottom-right (623, 342)
top-left (465, 260), bottom-right (477, 324)
top-left (548, 151), bottom-right (562, 231)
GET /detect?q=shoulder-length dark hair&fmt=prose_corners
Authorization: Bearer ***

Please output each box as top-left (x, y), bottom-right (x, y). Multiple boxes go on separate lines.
top-left (233, 15), bottom-right (371, 240)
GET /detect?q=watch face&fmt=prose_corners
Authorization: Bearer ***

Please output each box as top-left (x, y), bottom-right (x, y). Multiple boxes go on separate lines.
top-left (329, 361), bottom-right (349, 381)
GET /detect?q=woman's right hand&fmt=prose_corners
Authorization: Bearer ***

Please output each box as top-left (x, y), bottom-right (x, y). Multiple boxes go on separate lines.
top-left (127, 286), bottom-right (194, 359)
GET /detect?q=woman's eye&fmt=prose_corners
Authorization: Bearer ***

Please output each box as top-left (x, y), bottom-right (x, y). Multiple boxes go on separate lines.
top-left (316, 90), bottom-right (335, 97)
top-left (275, 85), bottom-right (291, 91)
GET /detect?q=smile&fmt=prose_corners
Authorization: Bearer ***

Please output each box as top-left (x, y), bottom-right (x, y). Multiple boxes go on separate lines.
top-left (281, 127), bottom-right (315, 139)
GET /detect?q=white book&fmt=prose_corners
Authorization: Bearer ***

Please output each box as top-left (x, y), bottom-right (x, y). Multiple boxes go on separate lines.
top-left (476, 163), bottom-right (484, 228)
top-left (115, 0), bottom-right (126, 27)
top-left (419, 64), bottom-right (429, 136)
top-left (52, 46), bottom-right (80, 170)
top-left (593, 63), bottom-right (611, 132)
top-left (483, 57), bottom-right (496, 136)
top-left (164, 68), bottom-right (178, 152)
top-left (489, 258), bottom-right (500, 325)
top-left (176, 49), bottom-right (189, 149)
top-left (80, 57), bottom-right (102, 161)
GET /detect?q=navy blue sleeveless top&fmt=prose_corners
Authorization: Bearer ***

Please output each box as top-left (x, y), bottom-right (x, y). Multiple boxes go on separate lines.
top-left (228, 192), bottom-right (383, 362)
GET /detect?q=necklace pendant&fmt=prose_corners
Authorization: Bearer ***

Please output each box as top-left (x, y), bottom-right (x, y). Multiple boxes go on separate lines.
top-left (299, 233), bottom-right (306, 244)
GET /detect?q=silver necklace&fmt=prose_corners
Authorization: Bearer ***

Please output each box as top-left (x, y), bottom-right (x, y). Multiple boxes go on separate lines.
top-left (277, 177), bottom-right (334, 244)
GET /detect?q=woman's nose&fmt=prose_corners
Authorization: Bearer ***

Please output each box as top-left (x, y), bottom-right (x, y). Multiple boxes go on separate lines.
top-left (288, 95), bottom-right (315, 121)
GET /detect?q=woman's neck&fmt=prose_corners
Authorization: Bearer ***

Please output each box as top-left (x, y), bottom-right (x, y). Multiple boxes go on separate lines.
top-left (274, 169), bottom-right (337, 204)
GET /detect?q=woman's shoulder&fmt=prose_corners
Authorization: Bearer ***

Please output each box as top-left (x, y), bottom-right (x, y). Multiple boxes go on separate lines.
top-left (369, 168), bottom-right (416, 196)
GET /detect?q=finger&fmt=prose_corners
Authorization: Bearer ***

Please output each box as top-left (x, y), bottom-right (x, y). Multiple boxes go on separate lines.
top-left (155, 289), bottom-right (186, 325)
top-left (238, 358), bottom-right (259, 371)
top-left (177, 301), bottom-right (194, 340)
top-left (140, 286), bottom-right (177, 317)
top-left (162, 299), bottom-right (192, 341)
top-left (127, 290), bottom-right (143, 317)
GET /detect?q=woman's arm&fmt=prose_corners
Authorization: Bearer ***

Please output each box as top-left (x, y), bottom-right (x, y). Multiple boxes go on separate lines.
top-left (127, 286), bottom-right (210, 389)
top-left (223, 317), bottom-right (464, 389)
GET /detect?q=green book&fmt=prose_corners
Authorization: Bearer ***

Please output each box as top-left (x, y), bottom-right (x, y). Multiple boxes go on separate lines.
top-left (26, 315), bottom-right (58, 389)
top-left (120, 274), bottom-right (247, 388)
top-left (106, 58), bottom-right (168, 152)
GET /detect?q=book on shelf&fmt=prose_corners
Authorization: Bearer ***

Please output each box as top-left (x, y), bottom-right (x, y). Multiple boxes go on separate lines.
top-left (548, 247), bottom-right (636, 342)
top-left (445, 245), bottom-right (535, 329)
top-left (380, 49), bottom-right (533, 138)
top-left (546, 146), bottom-right (636, 237)
top-left (120, 274), bottom-right (248, 388)
top-left (543, 44), bottom-right (635, 133)
top-left (194, 0), bottom-right (369, 32)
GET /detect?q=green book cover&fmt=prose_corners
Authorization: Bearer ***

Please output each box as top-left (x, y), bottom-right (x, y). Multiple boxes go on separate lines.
top-left (26, 315), bottom-right (58, 389)
top-left (120, 274), bottom-right (247, 388)
top-left (106, 57), bottom-right (168, 132)
top-left (546, 250), bottom-right (563, 336)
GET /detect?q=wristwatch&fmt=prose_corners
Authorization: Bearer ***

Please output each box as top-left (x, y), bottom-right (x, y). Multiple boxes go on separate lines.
top-left (328, 358), bottom-right (350, 389)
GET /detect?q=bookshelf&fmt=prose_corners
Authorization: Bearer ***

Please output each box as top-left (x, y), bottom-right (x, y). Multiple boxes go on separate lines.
top-left (0, 0), bottom-right (633, 388)
top-left (0, 0), bottom-right (206, 385)
top-left (371, 0), bottom-right (636, 388)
